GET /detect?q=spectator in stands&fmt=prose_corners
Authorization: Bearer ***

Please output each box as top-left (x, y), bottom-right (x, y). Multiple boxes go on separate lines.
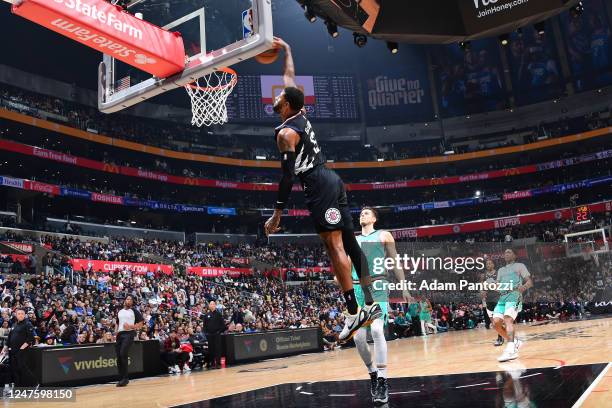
top-left (162, 329), bottom-right (188, 374)
top-left (393, 311), bottom-right (411, 338)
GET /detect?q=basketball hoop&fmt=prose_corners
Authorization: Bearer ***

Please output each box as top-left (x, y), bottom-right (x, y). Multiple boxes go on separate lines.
top-left (184, 67), bottom-right (237, 127)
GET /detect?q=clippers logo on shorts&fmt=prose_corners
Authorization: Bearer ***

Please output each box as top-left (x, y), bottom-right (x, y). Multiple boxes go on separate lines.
top-left (325, 208), bottom-right (341, 225)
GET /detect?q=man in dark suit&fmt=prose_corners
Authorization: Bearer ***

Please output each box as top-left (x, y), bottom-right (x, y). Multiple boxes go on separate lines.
top-left (202, 301), bottom-right (225, 369)
top-left (4, 308), bottom-right (35, 386)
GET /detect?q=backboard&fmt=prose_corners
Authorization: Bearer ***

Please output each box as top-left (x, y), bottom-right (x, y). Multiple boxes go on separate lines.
top-left (98, 0), bottom-right (272, 113)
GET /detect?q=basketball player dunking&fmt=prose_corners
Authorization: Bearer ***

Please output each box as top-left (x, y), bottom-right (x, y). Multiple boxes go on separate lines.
top-left (264, 37), bottom-right (381, 341)
top-left (351, 207), bottom-right (412, 404)
top-left (493, 249), bottom-right (533, 362)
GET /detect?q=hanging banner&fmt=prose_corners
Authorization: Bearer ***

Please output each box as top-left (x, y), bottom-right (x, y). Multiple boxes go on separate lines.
top-left (1, 242), bottom-right (34, 253)
top-left (1, 138), bottom-right (611, 193)
top-left (70, 259), bottom-right (173, 275)
top-left (187, 266), bottom-right (252, 278)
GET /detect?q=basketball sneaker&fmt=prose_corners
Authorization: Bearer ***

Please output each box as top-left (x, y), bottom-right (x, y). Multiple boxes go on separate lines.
top-left (497, 342), bottom-right (519, 362)
top-left (494, 335), bottom-right (504, 347)
top-left (369, 371), bottom-right (378, 397)
top-left (338, 303), bottom-right (383, 343)
top-left (373, 377), bottom-right (389, 405)
top-left (514, 338), bottom-right (523, 353)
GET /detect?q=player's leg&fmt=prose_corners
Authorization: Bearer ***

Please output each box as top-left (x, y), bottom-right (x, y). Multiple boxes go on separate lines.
top-left (420, 319), bottom-right (427, 336)
top-left (493, 317), bottom-right (507, 338)
top-left (341, 226), bottom-right (373, 302)
top-left (487, 302), bottom-right (505, 346)
top-left (483, 301), bottom-right (492, 329)
top-left (353, 327), bottom-right (378, 396)
top-left (371, 314), bottom-right (389, 404)
top-left (498, 303), bottom-right (522, 362)
top-left (312, 170), bottom-right (378, 342)
top-left (319, 230), bottom-right (371, 342)
top-left (319, 230), bottom-right (354, 296)
top-left (492, 301), bottom-right (509, 341)
top-left (353, 284), bottom-right (380, 397)
top-left (336, 179), bottom-right (378, 309)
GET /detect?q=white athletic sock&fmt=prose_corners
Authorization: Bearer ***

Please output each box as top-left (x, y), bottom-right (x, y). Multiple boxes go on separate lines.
top-left (378, 366), bottom-right (387, 378)
top-left (354, 327), bottom-right (374, 372)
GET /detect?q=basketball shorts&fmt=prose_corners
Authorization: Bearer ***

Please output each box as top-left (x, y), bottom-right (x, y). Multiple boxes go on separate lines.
top-left (493, 301), bottom-right (522, 320)
top-left (301, 166), bottom-right (354, 233)
top-left (484, 301), bottom-right (497, 318)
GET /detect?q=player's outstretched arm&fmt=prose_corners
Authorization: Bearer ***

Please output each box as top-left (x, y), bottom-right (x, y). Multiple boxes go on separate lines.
top-left (519, 275), bottom-right (534, 293)
top-left (518, 264), bottom-right (533, 293)
top-left (273, 37), bottom-right (297, 88)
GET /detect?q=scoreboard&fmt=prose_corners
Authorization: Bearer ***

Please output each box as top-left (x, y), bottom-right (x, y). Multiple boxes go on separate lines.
top-left (226, 74), bottom-right (359, 122)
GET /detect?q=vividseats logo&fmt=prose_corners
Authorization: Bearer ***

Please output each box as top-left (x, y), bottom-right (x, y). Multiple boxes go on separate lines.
top-left (58, 356), bottom-right (132, 374)
top-left (472, 0), bottom-right (530, 19)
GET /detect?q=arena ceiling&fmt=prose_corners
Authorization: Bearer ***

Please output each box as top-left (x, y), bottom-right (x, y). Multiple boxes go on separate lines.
top-left (298, 0), bottom-right (581, 43)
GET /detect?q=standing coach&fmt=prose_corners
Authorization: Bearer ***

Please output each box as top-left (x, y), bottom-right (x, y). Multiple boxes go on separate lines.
top-left (203, 301), bottom-right (225, 369)
top-left (115, 295), bottom-right (144, 387)
top-left (3, 308), bottom-right (35, 386)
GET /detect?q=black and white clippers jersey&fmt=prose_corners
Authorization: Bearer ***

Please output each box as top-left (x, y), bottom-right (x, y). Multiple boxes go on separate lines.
top-left (275, 112), bottom-right (325, 177)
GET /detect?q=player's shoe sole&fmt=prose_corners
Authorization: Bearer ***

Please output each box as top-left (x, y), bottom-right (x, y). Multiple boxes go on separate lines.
top-left (338, 308), bottom-right (368, 343)
top-left (497, 352), bottom-right (519, 362)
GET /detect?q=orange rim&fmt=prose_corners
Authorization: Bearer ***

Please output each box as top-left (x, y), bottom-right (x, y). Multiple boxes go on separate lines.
top-left (185, 67), bottom-right (238, 92)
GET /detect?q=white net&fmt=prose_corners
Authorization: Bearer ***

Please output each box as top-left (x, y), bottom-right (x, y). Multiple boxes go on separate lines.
top-left (184, 69), bottom-right (237, 128)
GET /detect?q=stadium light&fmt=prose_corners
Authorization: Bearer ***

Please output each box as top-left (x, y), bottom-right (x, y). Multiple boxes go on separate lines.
top-left (459, 41), bottom-right (471, 51)
top-left (534, 21), bottom-right (546, 35)
top-left (387, 42), bottom-right (399, 54)
top-left (571, 1), bottom-right (584, 17)
top-left (499, 33), bottom-right (510, 46)
top-left (353, 32), bottom-right (368, 48)
top-left (325, 20), bottom-right (339, 38)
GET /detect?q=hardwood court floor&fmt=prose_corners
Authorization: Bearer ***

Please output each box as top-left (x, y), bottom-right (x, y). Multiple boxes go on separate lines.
top-left (18, 317), bottom-right (612, 407)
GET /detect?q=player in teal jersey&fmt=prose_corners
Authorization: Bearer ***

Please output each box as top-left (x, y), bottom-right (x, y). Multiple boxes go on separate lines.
top-left (481, 258), bottom-right (504, 346)
top-left (350, 207), bottom-right (411, 405)
top-left (418, 297), bottom-right (436, 336)
top-left (493, 249), bottom-right (533, 362)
